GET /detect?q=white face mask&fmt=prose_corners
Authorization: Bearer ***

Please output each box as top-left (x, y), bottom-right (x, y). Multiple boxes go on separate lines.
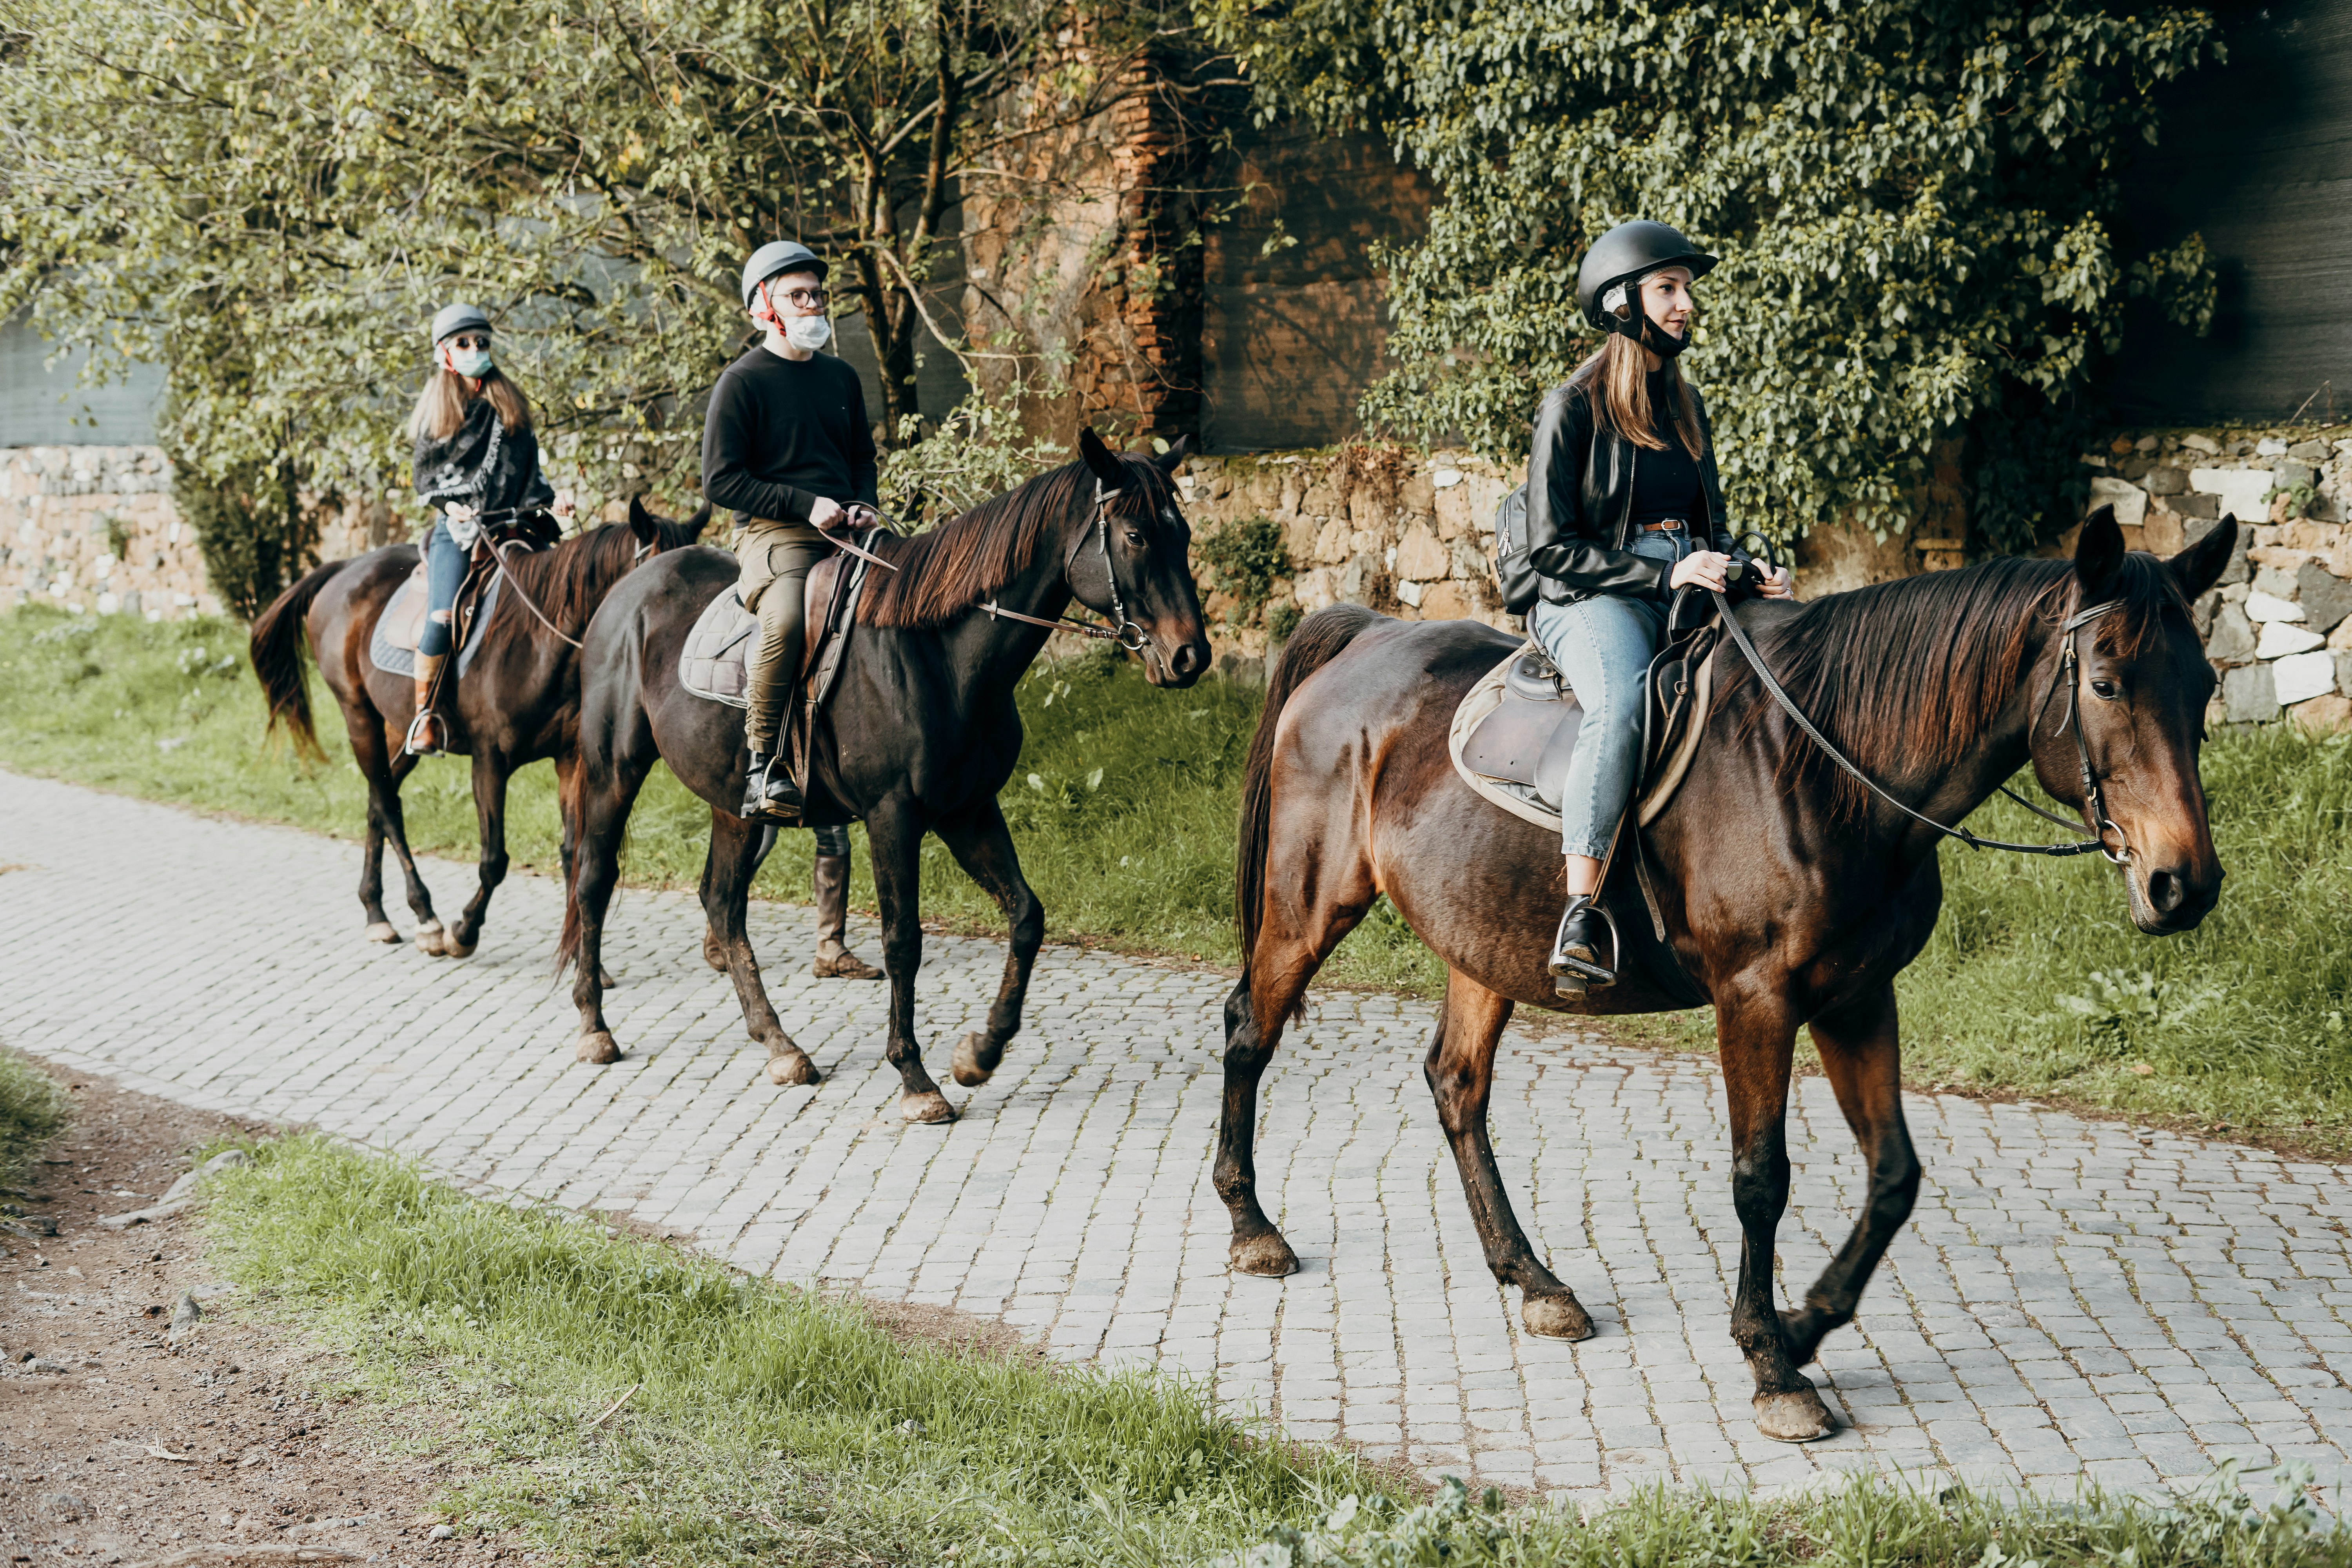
top-left (784, 315), bottom-right (832, 352)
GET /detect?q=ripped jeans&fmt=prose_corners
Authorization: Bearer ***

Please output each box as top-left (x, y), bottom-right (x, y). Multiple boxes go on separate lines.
top-left (418, 520), bottom-right (469, 658)
top-left (1524, 528), bottom-right (1693, 860)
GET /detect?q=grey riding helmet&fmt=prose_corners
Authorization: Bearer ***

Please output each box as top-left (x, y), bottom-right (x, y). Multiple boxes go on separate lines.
top-left (1573, 221), bottom-right (1716, 339)
top-left (740, 241), bottom-right (828, 309)
top-left (429, 302), bottom-right (492, 345)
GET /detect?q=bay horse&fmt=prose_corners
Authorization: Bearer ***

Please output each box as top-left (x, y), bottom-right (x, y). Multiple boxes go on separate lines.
top-left (249, 498), bottom-right (709, 956)
top-left (556, 430), bottom-right (1212, 1118)
top-left (1219, 508), bottom-right (2235, 1443)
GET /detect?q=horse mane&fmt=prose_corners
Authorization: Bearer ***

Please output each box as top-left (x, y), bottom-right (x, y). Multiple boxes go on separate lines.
top-left (857, 459), bottom-right (1174, 630)
top-left (488, 519), bottom-right (668, 647)
top-left (1724, 551), bottom-right (2188, 800)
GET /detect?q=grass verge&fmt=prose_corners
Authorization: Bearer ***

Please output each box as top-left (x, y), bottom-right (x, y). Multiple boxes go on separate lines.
top-left (5, 606), bottom-right (2350, 1148)
top-left (0, 1044), bottom-right (70, 1187)
top-left (200, 1134), bottom-right (2348, 1567)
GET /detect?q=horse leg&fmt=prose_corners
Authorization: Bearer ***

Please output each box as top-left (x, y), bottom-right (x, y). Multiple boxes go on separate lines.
top-left (702, 824), bottom-right (773, 971)
top-left (866, 802), bottom-right (953, 1124)
top-left (553, 750), bottom-right (617, 988)
top-left (348, 713), bottom-right (441, 951)
top-left (932, 799), bottom-right (1042, 1089)
top-left (446, 750), bottom-right (510, 958)
top-left (1718, 986), bottom-right (1837, 1442)
top-left (1424, 969), bottom-right (1594, 1340)
top-left (1778, 983), bottom-right (1920, 1366)
top-left (704, 808), bottom-right (818, 1087)
top-left (566, 749), bottom-right (650, 1064)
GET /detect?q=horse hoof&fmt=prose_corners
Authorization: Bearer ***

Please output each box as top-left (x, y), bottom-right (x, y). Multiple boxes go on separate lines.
top-left (1753, 1387), bottom-right (1836, 1443)
top-left (414, 920), bottom-right (446, 957)
top-left (950, 1032), bottom-right (994, 1088)
top-left (574, 1031), bottom-right (622, 1065)
top-left (1229, 1233), bottom-right (1299, 1278)
top-left (765, 1051), bottom-right (820, 1087)
top-left (703, 930), bottom-right (728, 972)
top-left (443, 933), bottom-right (477, 959)
top-left (363, 921), bottom-right (401, 945)
top-left (899, 1091), bottom-right (957, 1125)
top-left (1521, 1292), bottom-right (1595, 1341)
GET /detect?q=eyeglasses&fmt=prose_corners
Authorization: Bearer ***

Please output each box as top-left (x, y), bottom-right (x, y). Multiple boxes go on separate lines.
top-left (763, 284), bottom-right (828, 310)
top-left (445, 334), bottom-right (492, 350)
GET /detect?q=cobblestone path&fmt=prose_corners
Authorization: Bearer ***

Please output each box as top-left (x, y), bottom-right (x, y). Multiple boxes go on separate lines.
top-left (4, 770), bottom-right (2349, 1502)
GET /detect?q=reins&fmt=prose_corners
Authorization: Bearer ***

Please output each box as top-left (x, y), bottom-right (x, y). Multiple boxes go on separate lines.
top-left (1709, 587), bottom-right (2129, 862)
top-left (472, 508), bottom-right (657, 653)
top-left (982, 481), bottom-right (1154, 653)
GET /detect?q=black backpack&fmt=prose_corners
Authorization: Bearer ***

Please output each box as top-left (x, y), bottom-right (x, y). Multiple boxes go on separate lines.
top-left (1493, 483), bottom-right (1540, 616)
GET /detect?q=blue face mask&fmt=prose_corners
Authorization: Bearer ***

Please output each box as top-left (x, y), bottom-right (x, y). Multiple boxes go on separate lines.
top-left (448, 345), bottom-right (494, 378)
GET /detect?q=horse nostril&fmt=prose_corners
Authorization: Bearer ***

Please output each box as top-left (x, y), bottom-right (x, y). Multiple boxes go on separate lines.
top-left (2148, 869), bottom-right (2185, 914)
top-left (1171, 643), bottom-right (1204, 679)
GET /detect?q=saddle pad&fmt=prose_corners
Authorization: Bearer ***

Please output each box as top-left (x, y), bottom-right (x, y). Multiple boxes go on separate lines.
top-left (680, 586), bottom-right (757, 709)
top-left (368, 568), bottom-right (502, 680)
top-left (1447, 642), bottom-right (1713, 833)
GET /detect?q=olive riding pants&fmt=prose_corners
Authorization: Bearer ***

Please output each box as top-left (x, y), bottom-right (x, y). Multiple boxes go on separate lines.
top-left (737, 521), bottom-right (830, 754)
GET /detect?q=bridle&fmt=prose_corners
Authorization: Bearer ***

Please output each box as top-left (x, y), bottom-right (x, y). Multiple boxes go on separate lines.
top-left (982, 480), bottom-right (1154, 654)
top-left (1712, 587), bottom-right (2132, 863)
top-left (474, 508), bottom-right (664, 653)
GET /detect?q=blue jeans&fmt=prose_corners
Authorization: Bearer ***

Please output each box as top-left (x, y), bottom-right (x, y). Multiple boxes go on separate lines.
top-left (418, 521), bottom-right (468, 658)
top-left (1525, 529), bottom-right (1694, 859)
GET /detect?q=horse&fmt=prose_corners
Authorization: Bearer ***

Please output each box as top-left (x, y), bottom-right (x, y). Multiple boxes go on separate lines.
top-left (249, 498), bottom-right (710, 957)
top-left (1216, 507), bottom-right (2236, 1443)
top-left (555, 429), bottom-right (1213, 1118)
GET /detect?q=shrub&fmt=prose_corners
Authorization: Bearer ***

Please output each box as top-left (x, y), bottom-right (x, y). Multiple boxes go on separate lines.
top-left (170, 456), bottom-right (319, 621)
top-left (1195, 515), bottom-right (1294, 626)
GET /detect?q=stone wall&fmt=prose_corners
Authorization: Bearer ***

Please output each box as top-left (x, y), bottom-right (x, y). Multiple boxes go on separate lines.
top-left (0, 445), bottom-right (215, 619)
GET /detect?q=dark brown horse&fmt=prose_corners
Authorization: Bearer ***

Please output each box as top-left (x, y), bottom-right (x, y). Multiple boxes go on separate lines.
top-left (556, 432), bottom-right (1212, 1118)
top-left (1218, 508), bottom-right (2235, 1443)
top-left (249, 499), bottom-right (708, 956)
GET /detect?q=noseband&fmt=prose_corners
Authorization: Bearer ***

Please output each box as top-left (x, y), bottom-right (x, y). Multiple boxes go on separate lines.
top-left (981, 481), bottom-right (1154, 655)
top-left (1714, 588), bottom-right (2129, 862)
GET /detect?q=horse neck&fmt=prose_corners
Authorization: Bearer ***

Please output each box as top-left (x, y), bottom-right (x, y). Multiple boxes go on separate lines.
top-left (1854, 610), bottom-right (2058, 857)
top-left (500, 532), bottom-right (627, 650)
top-left (934, 505), bottom-right (1088, 700)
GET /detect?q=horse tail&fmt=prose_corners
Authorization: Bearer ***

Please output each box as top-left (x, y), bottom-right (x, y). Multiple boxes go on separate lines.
top-left (1236, 604), bottom-right (1383, 969)
top-left (249, 558), bottom-right (347, 759)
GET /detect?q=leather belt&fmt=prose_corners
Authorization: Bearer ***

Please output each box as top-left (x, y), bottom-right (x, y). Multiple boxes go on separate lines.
top-left (1638, 519), bottom-right (1689, 533)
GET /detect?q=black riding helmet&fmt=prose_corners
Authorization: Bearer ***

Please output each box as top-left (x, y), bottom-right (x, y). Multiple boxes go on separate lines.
top-left (1574, 220), bottom-right (1717, 357)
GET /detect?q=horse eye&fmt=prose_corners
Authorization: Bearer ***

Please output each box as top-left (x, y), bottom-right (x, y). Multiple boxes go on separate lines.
top-left (1124, 529), bottom-right (1146, 548)
top-left (2091, 678), bottom-right (2119, 701)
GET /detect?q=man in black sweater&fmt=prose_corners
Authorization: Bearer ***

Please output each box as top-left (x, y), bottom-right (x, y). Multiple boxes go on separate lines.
top-left (702, 240), bottom-right (879, 823)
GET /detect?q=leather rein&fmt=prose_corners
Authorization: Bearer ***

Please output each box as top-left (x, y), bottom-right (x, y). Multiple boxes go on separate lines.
top-left (1709, 586), bottom-right (2132, 864)
top-left (982, 482), bottom-right (1154, 654)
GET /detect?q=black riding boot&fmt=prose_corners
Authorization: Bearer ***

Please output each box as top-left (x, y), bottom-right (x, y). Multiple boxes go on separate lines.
top-left (740, 749), bottom-right (804, 822)
top-left (1548, 893), bottom-right (1617, 996)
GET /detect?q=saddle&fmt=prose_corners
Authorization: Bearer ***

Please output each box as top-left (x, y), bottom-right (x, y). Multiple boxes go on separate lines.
top-left (368, 557), bottom-right (503, 679)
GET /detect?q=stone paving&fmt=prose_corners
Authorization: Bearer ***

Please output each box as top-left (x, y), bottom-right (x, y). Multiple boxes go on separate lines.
top-left (5, 769), bottom-right (2352, 1503)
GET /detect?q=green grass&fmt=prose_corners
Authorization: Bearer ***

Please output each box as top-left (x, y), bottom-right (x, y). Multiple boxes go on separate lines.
top-left (0, 1044), bottom-right (70, 1188)
top-left (198, 1134), bottom-right (2352, 1568)
top-left (5, 605), bottom-right (2350, 1149)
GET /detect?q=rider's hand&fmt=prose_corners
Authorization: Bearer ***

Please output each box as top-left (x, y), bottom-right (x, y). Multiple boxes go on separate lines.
top-left (1669, 550), bottom-right (1732, 593)
top-left (844, 503), bottom-right (879, 528)
top-left (806, 496), bottom-right (847, 528)
top-left (444, 501), bottom-right (477, 522)
top-left (1757, 563), bottom-right (1795, 600)
top-left (551, 492), bottom-right (577, 520)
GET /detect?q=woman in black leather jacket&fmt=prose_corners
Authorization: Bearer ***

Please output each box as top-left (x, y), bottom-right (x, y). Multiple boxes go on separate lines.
top-left (1527, 221), bottom-right (1792, 993)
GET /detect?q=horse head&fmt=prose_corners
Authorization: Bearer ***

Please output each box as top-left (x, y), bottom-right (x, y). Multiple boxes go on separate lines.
top-left (1075, 427), bottom-right (1213, 688)
top-left (628, 494), bottom-right (713, 557)
top-left (2032, 505), bottom-right (2236, 935)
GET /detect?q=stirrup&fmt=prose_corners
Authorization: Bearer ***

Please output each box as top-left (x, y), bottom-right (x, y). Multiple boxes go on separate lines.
top-left (1548, 895), bottom-right (1619, 994)
top-left (403, 710), bottom-right (441, 757)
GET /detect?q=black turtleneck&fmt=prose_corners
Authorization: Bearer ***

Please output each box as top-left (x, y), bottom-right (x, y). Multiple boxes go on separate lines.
top-left (1626, 369), bottom-right (1706, 532)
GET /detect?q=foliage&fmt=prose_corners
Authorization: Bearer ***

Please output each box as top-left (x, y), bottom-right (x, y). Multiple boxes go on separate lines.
top-left (1203, 0), bottom-right (2224, 551)
top-left (1195, 515), bottom-right (1294, 625)
top-left (0, 0), bottom-right (1183, 527)
top-left (0, 1045), bottom-right (69, 1191)
top-left (169, 454), bottom-right (318, 620)
top-left (877, 382), bottom-right (1071, 528)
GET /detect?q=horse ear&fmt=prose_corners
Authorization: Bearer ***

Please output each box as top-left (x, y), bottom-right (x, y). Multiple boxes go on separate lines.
top-left (2167, 514), bottom-right (2238, 602)
top-left (686, 501), bottom-right (713, 541)
top-left (2074, 503), bottom-right (2125, 596)
top-left (628, 494), bottom-right (655, 544)
top-left (1078, 427), bottom-right (1127, 491)
top-left (1152, 434), bottom-right (1194, 475)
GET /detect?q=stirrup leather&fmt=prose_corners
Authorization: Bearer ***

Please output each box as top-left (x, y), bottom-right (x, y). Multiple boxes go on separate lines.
top-left (1548, 894), bottom-right (1620, 987)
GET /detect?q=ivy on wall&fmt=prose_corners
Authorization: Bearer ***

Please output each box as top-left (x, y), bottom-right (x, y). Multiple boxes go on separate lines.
top-left (1202, 0), bottom-right (2223, 550)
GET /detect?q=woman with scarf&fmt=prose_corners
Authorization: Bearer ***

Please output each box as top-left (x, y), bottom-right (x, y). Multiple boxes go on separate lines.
top-left (1519, 221), bottom-right (1793, 994)
top-left (404, 303), bottom-right (572, 755)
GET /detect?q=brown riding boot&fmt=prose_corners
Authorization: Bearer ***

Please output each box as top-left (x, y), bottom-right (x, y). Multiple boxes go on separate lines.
top-left (812, 852), bottom-right (882, 980)
top-left (405, 652), bottom-right (446, 756)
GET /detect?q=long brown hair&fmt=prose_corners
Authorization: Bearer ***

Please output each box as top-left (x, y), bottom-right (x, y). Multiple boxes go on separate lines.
top-left (407, 365), bottom-right (533, 444)
top-left (1569, 332), bottom-right (1704, 461)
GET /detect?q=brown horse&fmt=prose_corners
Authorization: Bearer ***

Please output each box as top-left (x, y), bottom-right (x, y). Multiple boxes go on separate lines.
top-left (1218, 508), bottom-right (2236, 1443)
top-left (249, 499), bottom-right (708, 956)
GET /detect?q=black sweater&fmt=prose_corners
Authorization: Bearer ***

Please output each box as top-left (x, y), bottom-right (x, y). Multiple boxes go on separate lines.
top-left (700, 346), bottom-right (879, 529)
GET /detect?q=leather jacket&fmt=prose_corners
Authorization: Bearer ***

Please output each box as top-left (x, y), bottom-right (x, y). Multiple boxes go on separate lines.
top-left (1522, 379), bottom-right (1743, 606)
